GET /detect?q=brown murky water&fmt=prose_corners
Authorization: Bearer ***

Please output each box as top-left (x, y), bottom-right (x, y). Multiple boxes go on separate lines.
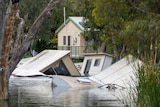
top-left (6, 76), bottom-right (124, 107)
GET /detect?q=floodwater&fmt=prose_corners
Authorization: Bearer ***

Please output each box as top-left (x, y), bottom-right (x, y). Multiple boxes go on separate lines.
top-left (5, 76), bottom-right (125, 107)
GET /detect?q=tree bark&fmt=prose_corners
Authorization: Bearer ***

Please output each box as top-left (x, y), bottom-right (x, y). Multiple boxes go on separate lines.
top-left (0, 0), bottom-right (19, 100)
top-left (100, 42), bottom-right (106, 52)
top-left (0, 0), bottom-right (5, 100)
top-left (0, 0), bottom-right (5, 52)
top-left (0, 0), bottom-right (59, 100)
top-left (8, 0), bottom-right (59, 78)
top-left (12, 10), bottom-right (25, 55)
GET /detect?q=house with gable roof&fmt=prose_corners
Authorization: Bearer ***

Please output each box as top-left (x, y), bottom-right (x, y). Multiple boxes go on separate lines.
top-left (56, 16), bottom-right (94, 58)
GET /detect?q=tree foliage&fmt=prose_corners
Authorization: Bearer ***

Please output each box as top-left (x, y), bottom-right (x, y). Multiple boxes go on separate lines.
top-left (84, 0), bottom-right (160, 62)
top-left (10, 0), bottom-right (160, 61)
top-left (16, 0), bottom-right (88, 53)
top-left (119, 0), bottom-right (160, 62)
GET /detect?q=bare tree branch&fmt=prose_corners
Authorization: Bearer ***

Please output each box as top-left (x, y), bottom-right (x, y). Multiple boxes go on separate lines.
top-left (12, 10), bottom-right (25, 51)
top-left (7, 0), bottom-right (59, 77)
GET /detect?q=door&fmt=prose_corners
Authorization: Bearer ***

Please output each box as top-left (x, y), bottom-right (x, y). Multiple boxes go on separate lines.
top-left (67, 36), bottom-right (71, 50)
top-left (84, 59), bottom-right (92, 76)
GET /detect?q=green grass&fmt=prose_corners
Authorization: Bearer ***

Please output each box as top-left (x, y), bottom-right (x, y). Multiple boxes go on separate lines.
top-left (125, 63), bottom-right (160, 107)
top-left (136, 63), bottom-right (160, 107)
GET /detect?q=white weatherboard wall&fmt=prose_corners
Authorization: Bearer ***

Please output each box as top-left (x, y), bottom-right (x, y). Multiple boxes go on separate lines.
top-left (80, 53), bottom-right (112, 76)
top-left (58, 20), bottom-right (82, 46)
top-left (82, 55), bottom-right (105, 74)
top-left (93, 55), bottom-right (142, 87)
top-left (57, 17), bottom-right (86, 57)
top-left (57, 17), bottom-right (84, 47)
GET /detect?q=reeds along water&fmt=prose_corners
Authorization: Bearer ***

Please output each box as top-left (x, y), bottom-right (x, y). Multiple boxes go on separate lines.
top-left (136, 63), bottom-right (160, 107)
top-left (126, 63), bottom-right (160, 107)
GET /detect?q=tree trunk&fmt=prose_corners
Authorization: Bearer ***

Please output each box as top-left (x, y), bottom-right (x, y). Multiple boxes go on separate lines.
top-left (0, 0), bottom-right (5, 50)
top-left (0, 0), bottom-right (59, 100)
top-left (8, 0), bottom-right (59, 78)
top-left (0, 0), bottom-right (19, 100)
top-left (100, 42), bottom-right (106, 52)
top-left (0, 0), bottom-right (5, 63)
top-left (0, 0), bottom-right (6, 100)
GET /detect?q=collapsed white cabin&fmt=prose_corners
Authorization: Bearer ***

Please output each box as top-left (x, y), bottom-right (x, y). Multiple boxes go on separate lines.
top-left (80, 53), bottom-right (113, 76)
top-left (12, 50), bottom-right (81, 77)
top-left (91, 55), bottom-right (142, 88)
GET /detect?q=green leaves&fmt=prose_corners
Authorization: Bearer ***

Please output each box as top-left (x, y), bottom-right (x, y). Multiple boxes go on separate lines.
top-left (92, 0), bottom-right (129, 27)
top-left (17, 0), bottom-right (88, 53)
top-left (84, 0), bottom-right (160, 61)
top-left (120, 14), bottom-right (160, 62)
top-left (136, 63), bottom-right (160, 107)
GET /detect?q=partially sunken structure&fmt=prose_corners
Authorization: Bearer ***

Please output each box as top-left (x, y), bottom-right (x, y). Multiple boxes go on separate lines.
top-left (90, 55), bottom-right (142, 88)
top-left (12, 50), bottom-right (81, 77)
top-left (80, 53), bottom-right (113, 76)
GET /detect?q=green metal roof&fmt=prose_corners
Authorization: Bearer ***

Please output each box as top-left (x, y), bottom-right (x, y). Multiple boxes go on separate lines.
top-left (55, 17), bottom-right (84, 33)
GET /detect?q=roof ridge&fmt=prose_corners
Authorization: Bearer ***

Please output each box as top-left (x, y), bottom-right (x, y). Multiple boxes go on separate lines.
top-left (55, 16), bottom-right (84, 33)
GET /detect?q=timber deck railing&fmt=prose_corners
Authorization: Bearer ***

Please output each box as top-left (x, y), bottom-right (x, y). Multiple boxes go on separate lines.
top-left (58, 46), bottom-right (97, 58)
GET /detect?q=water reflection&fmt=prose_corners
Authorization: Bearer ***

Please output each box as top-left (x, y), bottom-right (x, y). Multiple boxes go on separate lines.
top-left (6, 77), bottom-right (124, 107)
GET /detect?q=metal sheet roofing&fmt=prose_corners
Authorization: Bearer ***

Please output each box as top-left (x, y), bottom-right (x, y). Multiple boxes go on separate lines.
top-left (93, 55), bottom-right (142, 87)
top-left (12, 50), bottom-right (70, 76)
top-left (55, 16), bottom-right (84, 33)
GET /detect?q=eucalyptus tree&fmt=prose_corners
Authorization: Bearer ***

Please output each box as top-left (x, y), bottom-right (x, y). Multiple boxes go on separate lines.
top-left (84, 0), bottom-right (160, 62)
top-left (119, 0), bottom-right (160, 63)
top-left (83, 0), bottom-right (103, 52)
top-left (17, 0), bottom-right (88, 53)
top-left (0, 0), bottom-right (6, 100)
top-left (0, 0), bottom-right (5, 60)
top-left (0, 0), bottom-right (20, 100)
top-left (0, 0), bottom-right (59, 100)
top-left (16, 0), bottom-right (54, 53)
top-left (121, 1), bottom-right (160, 106)
top-left (84, 0), bottom-right (130, 60)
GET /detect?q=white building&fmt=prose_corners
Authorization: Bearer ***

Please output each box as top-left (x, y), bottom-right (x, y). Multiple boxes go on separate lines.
top-left (80, 53), bottom-right (113, 76)
top-left (56, 17), bottom-right (86, 57)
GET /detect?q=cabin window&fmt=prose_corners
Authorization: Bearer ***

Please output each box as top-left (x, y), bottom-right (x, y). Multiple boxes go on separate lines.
top-left (54, 60), bottom-right (71, 76)
top-left (63, 36), bottom-right (66, 45)
top-left (43, 60), bottom-right (71, 76)
top-left (94, 59), bottom-right (101, 66)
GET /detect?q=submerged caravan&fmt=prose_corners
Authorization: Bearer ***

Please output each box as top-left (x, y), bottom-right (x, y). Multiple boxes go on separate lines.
top-left (11, 50), bottom-right (142, 106)
top-left (12, 50), bottom-right (113, 88)
top-left (12, 50), bottom-right (142, 89)
top-left (90, 55), bottom-right (142, 88)
top-left (12, 50), bottom-right (81, 77)
top-left (12, 50), bottom-right (100, 87)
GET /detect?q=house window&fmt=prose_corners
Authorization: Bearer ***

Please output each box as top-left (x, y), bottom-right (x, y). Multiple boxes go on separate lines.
top-left (94, 59), bottom-right (101, 66)
top-left (63, 36), bottom-right (66, 45)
